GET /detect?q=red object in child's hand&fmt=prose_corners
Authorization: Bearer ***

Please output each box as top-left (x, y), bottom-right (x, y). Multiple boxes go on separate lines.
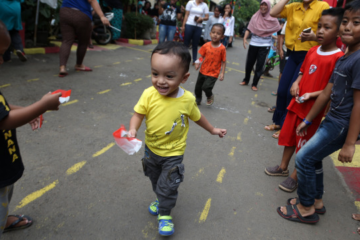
top-left (113, 125), bottom-right (142, 155)
top-left (39, 115), bottom-right (44, 128)
top-left (52, 89), bottom-right (72, 103)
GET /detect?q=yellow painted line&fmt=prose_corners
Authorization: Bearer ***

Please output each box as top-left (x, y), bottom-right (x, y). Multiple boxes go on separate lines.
top-left (137, 58), bottom-right (144, 60)
top-left (15, 180), bottom-right (58, 210)
top-left (199, 198), bottom-right (211, 223)
top-left (62, 99), bottom-right (78, 106)
top-left (24, 48), bottom-right (45, 54)
top-left (232, 62), bottom-right (239, 66)
top-left (113, 62), bottom-right (120, 64)
top-left (225, 71), bottom-right (228, 74)
top-left (27, 78), bottom-right (39, 82)
top-left (254, 94), bottom-right (258, 98)
top-left (251, 101), bottom-right (255, 106)
top-left (98, 89), bottom-right (111, 94)
top-left (134, 78), bottom-right (142, 82)
top-left (216, 167), bottom-right (226, 183)
top-left (355, 201), bottom-right (360, 211)
top-left (244, 118), bottom-right (249, 125)
top-left (92, 142), bottom-right (115, 157)
top-left (129, 112), bottom-right (134, 116)
top-left (94, 65), bottom-right (103, 68)
top-left (228, 146), bottom-right (236, 156)
top-left (0, 84), bottom-right (10, 88)
top-left (255, 192), bottom-right (263, 197)
top-left (99, 44), bottom-right (121, 50)
top-left (331, 145), bottom-right (360, 167)
top-left (126, 46), bottom-right (152, 54)
top-left (237, 132), bottom-right (242, 141)
top-left (66, 161), bottom-right (87, 175)
top-left (226, 61), bottom-right (230, 63)
top-left (248, 110), bottom-right (251, 114)
top-left (125, 60), bottom-right (132, 62)
top-left (121, 82), bottom-right (132, 86)
top-left (53, 74), bottom-right (58, 77)
top-left (147, 75), bottom-right (152, 78)
top-left (260, 83), bottom-right (263, 86)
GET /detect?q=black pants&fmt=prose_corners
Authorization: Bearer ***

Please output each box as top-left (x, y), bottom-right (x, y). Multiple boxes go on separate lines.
top-left (194, 72), bottom-right (217, 101)
top-left (243, 45), bottom-right (269, 87)
top-left (3, 30), bottom-right (24, 62)
top-left (142, 145), bottom-right (184, 216)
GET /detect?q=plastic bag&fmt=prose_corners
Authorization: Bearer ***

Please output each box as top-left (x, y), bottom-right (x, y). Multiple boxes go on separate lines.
top-left (113, 125), bottom-right (142, 155)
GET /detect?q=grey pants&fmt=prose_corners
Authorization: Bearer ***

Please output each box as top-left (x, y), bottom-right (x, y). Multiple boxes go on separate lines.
top-left (0, 184), bottom-right (14, 237)
top-left (194, 72), bottom-right (218, 101)
top-left (142, 146), bottom-right (184, 216)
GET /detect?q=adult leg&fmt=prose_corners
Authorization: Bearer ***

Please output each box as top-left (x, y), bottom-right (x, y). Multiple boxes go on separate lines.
top-left (194, 72), bottom-right (206, 102)
top-left (183, 24), bottom-right (194, 48)
top-left (252, 46), bottom-right (269, 87)
top-left (191, 26), bottom-right (202, 62)
top-left (158, 24), bottom-right (167, 44)
top-left (111, 8), bottom-right (122, 40)
top-left (9, 30), bottom-right (26, 62)
top-left (242, 45), bottom-right (258, 84)
top-left (74, 12), bottom-right (92, 67)
top-left (59, 8), bottom-right (76, 72)
top-left (167, 25), bottom-right (177, 42)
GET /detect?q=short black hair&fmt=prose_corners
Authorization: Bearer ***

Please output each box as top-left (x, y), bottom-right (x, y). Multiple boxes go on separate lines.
top-left (345, 0), bottom-right (360, 13)
top-left (211, 23), bottom-right (225, 34)
top-left (214, 5), bottom-right (222, 12)
top-left (322, 8), bottom-right (345, 29)
top-left (151, 41), bottom-right (191, 73)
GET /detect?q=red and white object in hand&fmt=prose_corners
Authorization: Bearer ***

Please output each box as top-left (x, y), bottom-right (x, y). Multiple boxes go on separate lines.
top-left (52, 89), bottom-right (72, 103)
top-left (113, 125), bottom-right (142, 155)
top-left (39, 114), bottom-right (44, 128)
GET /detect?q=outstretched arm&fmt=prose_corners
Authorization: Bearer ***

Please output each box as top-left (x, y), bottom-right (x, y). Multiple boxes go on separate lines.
top-left (270, 0), bottom-right (289, 18)
top-left (128, 112), bottom-right (145, 137)
top-left (195, 113), bottom-right (227, 138)
top-left (338, 89), bottom-right (360, 163)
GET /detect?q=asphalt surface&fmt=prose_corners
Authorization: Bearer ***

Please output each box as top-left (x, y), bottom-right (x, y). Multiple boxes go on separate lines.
top-left (0, 39), bottom-right (359, 240)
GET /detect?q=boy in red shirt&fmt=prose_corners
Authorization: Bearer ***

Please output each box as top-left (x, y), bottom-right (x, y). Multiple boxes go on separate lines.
top-left (264, 8), bottom-right (344, 193)
top-left (194, 23), bottom-right (226, 106)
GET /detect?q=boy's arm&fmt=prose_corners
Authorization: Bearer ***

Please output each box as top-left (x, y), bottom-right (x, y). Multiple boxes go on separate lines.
top-left (0, 93), bottom-right (61, 130)
top-left (219, 61), bottom-right (226, 81)
top-left (195, 53), bottom-right (204, 70)
top-left (338, 89), bottom-right (360, 163)
top-left (295, 90), bottom-right (322, 103)
top-left (296, 83), bottom-right (333, 136)
top-left (290, 74), bottom-right (303, 97)
top-left (128, 112), bottom-right (145, 138)
top-left (195, 113), bottom-right (227, 138)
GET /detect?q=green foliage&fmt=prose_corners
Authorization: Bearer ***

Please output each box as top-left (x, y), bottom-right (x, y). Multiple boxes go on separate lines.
top-left (123, 12), bottom-right (154, 39)
top-left (221, 0), bottom-right (260, 32)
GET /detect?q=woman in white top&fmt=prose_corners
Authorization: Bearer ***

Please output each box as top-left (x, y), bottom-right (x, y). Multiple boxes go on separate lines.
top-left (240, 0), bottom-right (281, 91)
top-left (221, 4), bottom-right (234, 48)
top-left (182, 0), bottom-right (209, 64)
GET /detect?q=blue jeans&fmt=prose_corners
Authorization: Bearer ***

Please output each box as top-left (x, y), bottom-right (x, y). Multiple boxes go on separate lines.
top-left (159, 24), bottom-right (177, 44)
top-left (272, 50), bottom-right (307, 127)
top-left (296, 117), bottom-right (349, 207)
top-left (221, 36), bottom-right (229, 48)
top-left (3, 30), bottom-right (24, 62)
top-left (184, 24), bottom-right (202, 62)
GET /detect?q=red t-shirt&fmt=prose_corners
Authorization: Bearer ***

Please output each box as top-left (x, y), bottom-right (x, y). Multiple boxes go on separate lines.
top-left (287, 45), bottom-right (344, 123)
top-left (199, 42), bottom-right (226, 78)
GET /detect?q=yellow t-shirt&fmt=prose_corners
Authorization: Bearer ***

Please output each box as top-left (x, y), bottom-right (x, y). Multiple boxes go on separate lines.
top-left (280, 0), bottom-right (329, 51)
top-left (134, 86), bottom-right (202, 157)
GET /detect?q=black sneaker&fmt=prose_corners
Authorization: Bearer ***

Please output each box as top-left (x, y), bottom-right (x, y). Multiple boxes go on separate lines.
top-left (16, 50), bottom-right (27, 62)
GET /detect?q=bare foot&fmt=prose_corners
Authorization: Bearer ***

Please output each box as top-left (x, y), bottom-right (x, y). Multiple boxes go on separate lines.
top-left (280, 203), bottom-right (315, 217)
top-left (59, 65), bottom-right (67, 74)
top-left (352, 213), bottom-right (360, 221)
top-left (289, 198), bottom-right (324, 210)
top-left (5, 215), bottom-right (32, 229)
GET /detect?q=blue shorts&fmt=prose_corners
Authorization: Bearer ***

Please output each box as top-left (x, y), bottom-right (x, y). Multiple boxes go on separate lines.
top-left (267, 49), bottom-right (277, 59)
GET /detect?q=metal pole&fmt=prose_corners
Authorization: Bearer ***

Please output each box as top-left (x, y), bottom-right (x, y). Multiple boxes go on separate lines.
top-left (34, 0), bottom-right (40, 46)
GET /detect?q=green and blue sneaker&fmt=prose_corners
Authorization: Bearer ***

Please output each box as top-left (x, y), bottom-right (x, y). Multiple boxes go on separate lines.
top-left (148, 199), bottom-right (159, 216)
top-left (158, 215), bottom-right (174, 236)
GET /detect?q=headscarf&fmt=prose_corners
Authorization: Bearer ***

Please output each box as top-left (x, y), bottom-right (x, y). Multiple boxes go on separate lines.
top-left (247, 0), bottom-right (281, 38)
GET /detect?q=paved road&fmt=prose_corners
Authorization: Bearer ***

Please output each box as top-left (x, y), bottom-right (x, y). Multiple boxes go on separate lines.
top-left (1, 39), bottom-right (359, 240)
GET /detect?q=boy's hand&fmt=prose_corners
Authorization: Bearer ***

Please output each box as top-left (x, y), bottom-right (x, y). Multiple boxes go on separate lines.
top-left (41, 92), bottom-right (61, 111)
top-left (296, 122), bottom-right (309, 137)
top-left (195, 62), bottom-right (200, 70)
top-left (219, 73), bottom-right (224, 81)
top-left (338, 143), bottom-right (355, 163)
top-left (290, 82), bottom-right (299, 97)
top-left (29, 116), bottom-right (41, 130)
top-left (211, 128), bottom-right (227, 138)
top-left (128, 129), bottom-right (137, 138)
top-left (296, 93), bottom-right (311, 103)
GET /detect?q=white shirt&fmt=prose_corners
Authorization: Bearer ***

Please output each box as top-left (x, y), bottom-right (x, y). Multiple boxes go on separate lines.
top-left (223, 16), bottom-right (234, 37)
top-left (250, 34), bottom-right (272, 47)
top-left (185, 1), bottom-right (209, 28)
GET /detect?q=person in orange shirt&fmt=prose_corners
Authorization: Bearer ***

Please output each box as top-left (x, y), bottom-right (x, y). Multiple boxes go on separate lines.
top-left (194, 24), bottom-right (226, 106)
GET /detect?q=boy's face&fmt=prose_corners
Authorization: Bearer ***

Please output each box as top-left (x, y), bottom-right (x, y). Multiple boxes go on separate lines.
top-left (151, 53), bottom-right (190, 98)
top-left (316, 15), bottom-right (339, 46)
top-left (210, 26), bottom-right (224, 43)
top-left (340, 10), bottom-right (360, 47)
top-left (214, 8), bottom-right (220, 18)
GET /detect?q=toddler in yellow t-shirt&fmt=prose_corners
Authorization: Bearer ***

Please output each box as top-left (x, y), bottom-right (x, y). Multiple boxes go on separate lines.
top-left (127, 41), bottom-right (227, 237)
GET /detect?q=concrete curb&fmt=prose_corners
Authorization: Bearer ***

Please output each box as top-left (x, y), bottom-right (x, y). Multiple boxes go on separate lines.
top-left (24, 46), bottom-right (60, 55)
top-left (117, 38), bottom-right (158, 46)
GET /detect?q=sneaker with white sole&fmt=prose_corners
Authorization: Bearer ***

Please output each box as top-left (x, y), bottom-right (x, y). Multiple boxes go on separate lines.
top-left (158, 215), bottom-right (174, 236)
top-left (16, 50), bottom-right (27, 62)
top-left (148, 199), bottom-right (159, 216)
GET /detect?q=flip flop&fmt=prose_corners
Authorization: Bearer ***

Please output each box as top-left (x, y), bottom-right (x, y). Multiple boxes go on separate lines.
top-left (239, 81), bottom-right (248, 86)
top-left (277, 204), bottom-right (319, 224)
top-left (268, 106), bottom-right (276, 113)
top-left (272, 130), bottom-right (281, 139)
top-left (264, 124), bottom-right (280, 131)
top-left (75, 66), bottom-right (92, 71)
top-left (287, 198), bottom-right (326, 214)
top-left (58, 72), bottom-right (68, 78)
top-left (3, 214), bottom-right (33, 233)
top-left (271, 91), bottom-right (277, 96)
top-left (251, 86), bottom-right (258, 91)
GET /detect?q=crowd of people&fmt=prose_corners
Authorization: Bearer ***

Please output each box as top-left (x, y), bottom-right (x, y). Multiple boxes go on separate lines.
top-left (0, 0), bottom-right (360, 238)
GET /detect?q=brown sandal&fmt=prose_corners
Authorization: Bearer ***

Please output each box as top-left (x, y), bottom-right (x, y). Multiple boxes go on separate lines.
top-left (264, 124), bottom-right (281, 131)
top-left (239, 81), bottom-right (248, 86)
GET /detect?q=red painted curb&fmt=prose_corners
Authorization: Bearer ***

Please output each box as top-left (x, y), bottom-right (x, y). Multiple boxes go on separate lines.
top-left (118, 38), bottom-right (129, 43)
top-left (45, 46), bottom-right (60, 54)
top-left (143, 40), bottom-right (152, 45)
